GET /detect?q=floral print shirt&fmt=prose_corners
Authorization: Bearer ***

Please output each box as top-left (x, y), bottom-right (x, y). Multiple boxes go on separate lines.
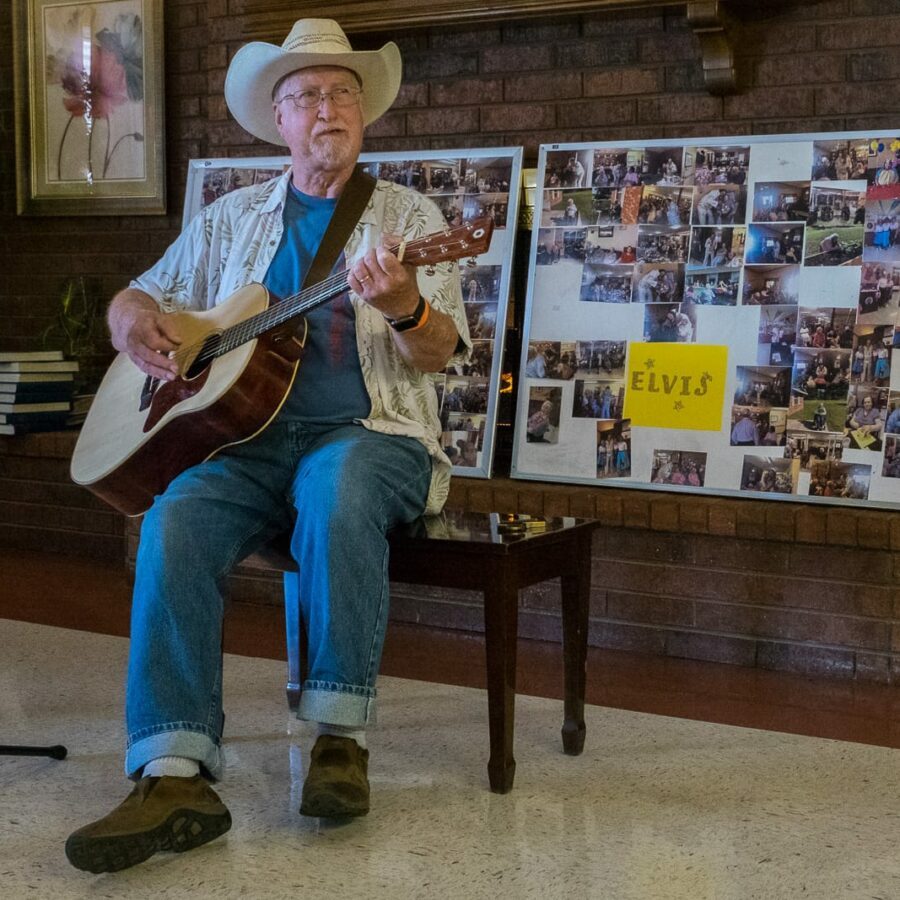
top-left (131, 169), bottom-right (471, 513)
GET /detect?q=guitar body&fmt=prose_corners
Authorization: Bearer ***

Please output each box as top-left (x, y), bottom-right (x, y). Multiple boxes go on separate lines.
top-left (70, 284), bottom-right (306, 517)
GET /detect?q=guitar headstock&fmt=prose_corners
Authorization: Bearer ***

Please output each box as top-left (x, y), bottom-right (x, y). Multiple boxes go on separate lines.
top-left (399, 217), bottom-right (495, 268)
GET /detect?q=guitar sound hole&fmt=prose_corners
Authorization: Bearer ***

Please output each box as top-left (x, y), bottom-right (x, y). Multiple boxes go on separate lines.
top-left (185, 333), bottom-right (221, 379)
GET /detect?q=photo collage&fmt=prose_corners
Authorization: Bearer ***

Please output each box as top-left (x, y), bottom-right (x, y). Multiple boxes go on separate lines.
top-left (364, 151), bottom-right (521, 476)
top-left (516, 133), bottom-right (900, 506)
top-left (182, 150), bottom-right (522, 479)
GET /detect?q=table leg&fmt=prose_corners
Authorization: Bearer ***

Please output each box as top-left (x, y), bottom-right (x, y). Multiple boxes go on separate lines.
top-left (482, 560), bottom-right (518, 793)
top-left (283, 572), bottom-right (302, 712)
top-left (560, 531), bottom-right (590, 755)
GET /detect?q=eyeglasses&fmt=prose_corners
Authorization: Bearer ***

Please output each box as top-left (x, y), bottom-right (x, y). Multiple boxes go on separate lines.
top-left (275, 87), bottom-right (362, 110)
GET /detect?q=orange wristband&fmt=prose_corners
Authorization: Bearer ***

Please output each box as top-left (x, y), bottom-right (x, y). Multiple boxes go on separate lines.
top-left (403, 300), bottom-right (431, 333)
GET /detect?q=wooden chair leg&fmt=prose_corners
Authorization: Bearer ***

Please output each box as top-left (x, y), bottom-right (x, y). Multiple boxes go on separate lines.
top-left (560, 532), bottom-right (590, 755)
top-left (482, 560), bottom-right (518, 793)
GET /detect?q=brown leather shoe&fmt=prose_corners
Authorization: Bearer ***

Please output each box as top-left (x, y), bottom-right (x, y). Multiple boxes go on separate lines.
top-left (300, 735), bottom-right (370, 818)
top-left (65, 775), bottom-right (231, 873)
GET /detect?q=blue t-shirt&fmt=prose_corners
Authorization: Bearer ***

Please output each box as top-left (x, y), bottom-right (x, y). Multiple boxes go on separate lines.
top-left (263, 183), bottom-right (370, 424)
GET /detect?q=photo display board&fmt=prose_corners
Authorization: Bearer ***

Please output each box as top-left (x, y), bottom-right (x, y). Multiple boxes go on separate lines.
top-left (511, 131), bottom-right (900, 508)
top-left (184, 148), bottom-right (523, 478)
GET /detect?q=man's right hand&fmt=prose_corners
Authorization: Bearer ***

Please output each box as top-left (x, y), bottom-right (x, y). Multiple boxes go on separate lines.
top-left (108, 289), bottom-right (183, 382)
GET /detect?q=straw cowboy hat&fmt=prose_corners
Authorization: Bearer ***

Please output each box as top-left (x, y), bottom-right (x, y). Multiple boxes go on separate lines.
top-left (224, 18), bottom-right (401, 146)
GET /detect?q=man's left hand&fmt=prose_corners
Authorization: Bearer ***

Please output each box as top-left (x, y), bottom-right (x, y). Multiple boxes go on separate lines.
top-left (349, 238), bottom-right (420, 320)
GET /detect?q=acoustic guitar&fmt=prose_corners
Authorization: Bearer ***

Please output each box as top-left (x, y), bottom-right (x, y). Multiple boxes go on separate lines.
top-left (70, 217), bottom-right (493, 517)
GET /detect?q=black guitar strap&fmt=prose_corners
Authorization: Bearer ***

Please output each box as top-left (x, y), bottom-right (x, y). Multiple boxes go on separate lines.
top-left (301, 165), bottom-right (377, 289)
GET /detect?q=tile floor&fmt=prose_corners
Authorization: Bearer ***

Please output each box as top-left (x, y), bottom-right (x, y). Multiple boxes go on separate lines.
top-left (2, 619), bottom-right (900, 900)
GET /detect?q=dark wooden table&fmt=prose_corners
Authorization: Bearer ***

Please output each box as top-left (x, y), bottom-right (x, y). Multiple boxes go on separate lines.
top-left (250, 510), bottom-right (598, 794)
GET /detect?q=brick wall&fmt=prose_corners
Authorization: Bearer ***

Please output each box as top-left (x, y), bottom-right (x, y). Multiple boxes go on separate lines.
top-left (1, 1), bottom-right (898, 681)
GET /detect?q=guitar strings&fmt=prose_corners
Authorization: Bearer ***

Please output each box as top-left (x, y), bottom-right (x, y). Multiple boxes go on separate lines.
top-left (168, 228), bottom-right (477, 370)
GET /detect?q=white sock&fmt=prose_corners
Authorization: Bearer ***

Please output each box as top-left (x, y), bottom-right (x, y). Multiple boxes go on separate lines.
top-left (317, 723), bottom-right (367, 749)
top-left (143, 755), bottom-right (200, 778)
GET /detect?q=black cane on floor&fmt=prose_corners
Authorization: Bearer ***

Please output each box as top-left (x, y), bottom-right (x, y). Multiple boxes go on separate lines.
top-left (0, 744), bottom-right (67, 759)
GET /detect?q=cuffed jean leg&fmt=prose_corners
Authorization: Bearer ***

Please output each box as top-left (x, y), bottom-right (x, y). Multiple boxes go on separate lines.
top-left (125, 425), bottom-right (296, 781)
top-left (287, 424), bottom-right (432, 727)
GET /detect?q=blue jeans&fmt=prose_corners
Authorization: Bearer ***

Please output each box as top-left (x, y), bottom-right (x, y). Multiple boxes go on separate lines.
top-left (125, 421), bottom-right (431, 780)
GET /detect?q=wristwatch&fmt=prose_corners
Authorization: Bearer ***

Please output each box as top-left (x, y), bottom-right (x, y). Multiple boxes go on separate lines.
top-left (384, 294), bottom-right (428, 332)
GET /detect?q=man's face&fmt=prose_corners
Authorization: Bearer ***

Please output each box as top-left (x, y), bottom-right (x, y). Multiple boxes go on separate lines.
top-left (273, 66), bottom-right (364, 174)
top-left (863, 396), bottom-right (873, 411)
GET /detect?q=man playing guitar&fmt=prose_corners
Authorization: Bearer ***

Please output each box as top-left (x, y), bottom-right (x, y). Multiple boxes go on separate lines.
top-left (66, 18), bottom-right (470, 873)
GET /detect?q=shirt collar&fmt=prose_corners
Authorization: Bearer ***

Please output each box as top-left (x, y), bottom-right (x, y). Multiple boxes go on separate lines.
top-left (260, 166), bottom-right (378, 224)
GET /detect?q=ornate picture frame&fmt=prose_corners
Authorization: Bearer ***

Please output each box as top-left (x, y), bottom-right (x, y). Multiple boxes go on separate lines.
top-left (13, 0), bottom-right (166, 216)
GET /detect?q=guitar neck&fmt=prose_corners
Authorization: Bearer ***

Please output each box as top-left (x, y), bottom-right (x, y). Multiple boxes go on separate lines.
top-left (208, 216), bottom-right (494, 360)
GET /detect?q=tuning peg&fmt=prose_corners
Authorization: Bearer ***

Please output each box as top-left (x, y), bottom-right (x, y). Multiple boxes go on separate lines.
top-left (466, 257), bottom-right (478, 268)
top-left (425, 265), bottom-right (436, 276)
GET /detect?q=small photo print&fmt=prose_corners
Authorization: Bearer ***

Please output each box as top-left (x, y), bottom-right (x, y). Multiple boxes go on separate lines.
top-left (850, 324), bottom-right (893, 387)
top-left (812, 139), bottom-right (870, 181)
top-left (730, 405), bottom-right (785, 447)
top-left (575, 340), bottom-right (627, 378)
top-left (442, 411), bottom-right (486, 440)
top-left (845, 385), bottom-right (888, 451)
top-left (808, 459), bottom-right (871, 500)
top-left (545, 149), bottom-right (593, 189)
top-left (785, 430), bottom-right (848, 472)
top-left (643, 303), bottom-right (695, 343)
top-left (524, 341), bottom-right (578, 379)
top-left (462, 193), bottom-right (508, 229)
top-left (745, 223), bottom-right (804, 265)
top-left (682, 145), bottom-right (750, 186)
top-left (580, 264), bottom-right (634, 303)
top-left (591, 148), bottom-right (635, 188)
top-left (442, 430), bottom-right (481, 467)
top-left (752, 181), bottom-right (811, 223)
top-left (632, 262), bottom-right (684, 303)
top-left (791, 348), bottom-right (852, 401)
top-left (865, 137), bottom-right (900, 187)
top-left (461, 156), bottom-right (513, 194)
top-left (692, 184), bottom-right (746, 226)
top-left (573, 378), bottom-right (625, 419)
top-left (447, 339), bottom-right (493, 378)
top-left (685, 269), bottom-right (742, 306)
top-left (590, 187), bottom-right (628, 225)
top-left (862, 190), bottom-right (900, 264)
top-left (787, 398), bottom-right (847, 435)
top-left (433, 192), bottom-right (466, 228)
top-left (885, 391), bottom-right (900, 434)
top-left (535, 228), bottom-right (585, 265)
top-left (740, 455), bottom-right (798, 494)
top-left (464, 302), bottom-right (497, 340)
top-left (584, 225), bottom-right (639, 265)
top-left (742, 264), bottom-right (801, 306)
top-left (596, 419), bottom-right (632, 479)
top-left (526, 386), bottom-right (562, 444)
top-left (688, 226), bottom-right (746, 269)
top-left (883, 435), bottom-right (900, 478)
top-left (734, 366), bottom-right (792, 410)
top-left (858, 262), bottom-right (900, 324)
top-left (804, 186), bottom-right (866, 266)
top-left (797, 307), bottom-right (856, 351)
top-left (442, 376), bottom-right (489, 416)
top-left (461, 265), bottom-right (502, 304)
top-left (541, 189), bottom-right (593, 228)
top-left (431, 373), bottom-right (446, 411)
top-left (637, 227), bottom-right (690, 263)
top-left (650, 449), bottom-right (707, 487)
top-left (758, 307), bottom-right (799, 366)
top-left (634, 185), bottom-right (693, 225)
top-left (640, 147), bottom-right (686, 186)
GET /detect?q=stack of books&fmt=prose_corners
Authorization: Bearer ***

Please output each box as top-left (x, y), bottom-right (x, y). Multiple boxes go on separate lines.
top-left (0, 350), bottom-right (79, 435)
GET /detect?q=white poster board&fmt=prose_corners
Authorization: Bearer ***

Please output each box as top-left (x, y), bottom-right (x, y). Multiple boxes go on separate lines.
top-left (511, 131), bottom-right (900, 508)
top-left (184, 147), bottom-right (523, 478)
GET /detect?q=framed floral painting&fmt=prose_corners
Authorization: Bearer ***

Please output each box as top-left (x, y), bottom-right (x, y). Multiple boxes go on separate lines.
top-left (13, 0), bottom-right (165, 215)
